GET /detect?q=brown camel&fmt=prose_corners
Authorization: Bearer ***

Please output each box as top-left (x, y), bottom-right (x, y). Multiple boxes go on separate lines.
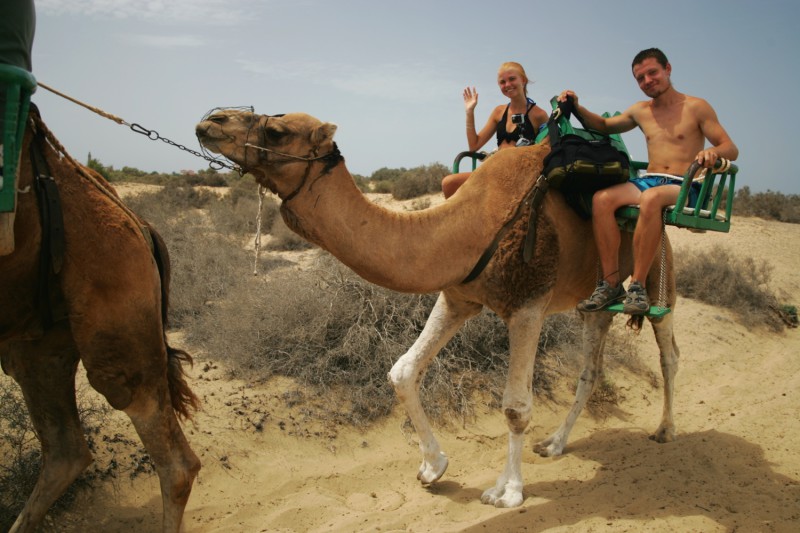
top-left (196, 109), bottom-right (679, 508)
top-left (0, 108), bottom-right (200, 532)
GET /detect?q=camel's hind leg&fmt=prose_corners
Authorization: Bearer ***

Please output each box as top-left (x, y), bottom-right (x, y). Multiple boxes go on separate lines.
top-left (648, 312), bottom-right (679, 442)
top-left (123, 386), bottom-right (200, 532)
top-left (388, 291), bottom-right (482, 485)
top-left (1, 326), bottom-right (93, 533)
top-left (79, 326), bottom-right (200, 533)
top-left (534, 310), bottom-right (614, 457)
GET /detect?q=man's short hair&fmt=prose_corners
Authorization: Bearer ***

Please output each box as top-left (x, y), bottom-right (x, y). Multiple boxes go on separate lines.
top-left (632, 48), bottom-right (669, 70)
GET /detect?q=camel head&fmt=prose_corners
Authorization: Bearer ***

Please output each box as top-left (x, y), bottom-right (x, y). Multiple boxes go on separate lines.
top-left (196, 109), bottom-right (340, 198)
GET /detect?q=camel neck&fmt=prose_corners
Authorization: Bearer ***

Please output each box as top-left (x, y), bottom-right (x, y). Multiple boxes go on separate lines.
top-left (279, 163), bottom-right (498, 293)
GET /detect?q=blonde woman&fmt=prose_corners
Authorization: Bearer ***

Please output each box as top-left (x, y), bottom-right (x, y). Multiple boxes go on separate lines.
top-left (442, 61), bottom-right (548, 198)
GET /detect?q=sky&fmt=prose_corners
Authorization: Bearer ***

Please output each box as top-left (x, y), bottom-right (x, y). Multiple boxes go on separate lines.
top-left (27, 0), bottom-right (800, 193)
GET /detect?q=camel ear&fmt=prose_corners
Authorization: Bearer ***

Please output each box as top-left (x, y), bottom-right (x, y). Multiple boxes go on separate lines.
top-left (312, 122), bottom-right (337, 144)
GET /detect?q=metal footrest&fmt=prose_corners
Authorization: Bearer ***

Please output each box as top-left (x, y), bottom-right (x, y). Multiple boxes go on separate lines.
top-left (604, 302), bottom-right (671, 318)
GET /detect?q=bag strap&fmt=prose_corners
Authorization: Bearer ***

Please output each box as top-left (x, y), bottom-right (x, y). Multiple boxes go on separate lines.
top-left (547, 96), bottom-right (617, 146)
top-left (546, 100), bottom-right (573, 146)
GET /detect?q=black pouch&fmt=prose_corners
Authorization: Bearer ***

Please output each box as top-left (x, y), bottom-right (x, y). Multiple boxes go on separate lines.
top-left (541, 98), bottom-right (631, 217)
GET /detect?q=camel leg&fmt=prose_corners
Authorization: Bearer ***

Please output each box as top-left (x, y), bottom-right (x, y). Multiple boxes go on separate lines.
top-left (78, 325), bottom-right (199, 533)
top-left (649, 312), bottom-right (679, 442)
top-left (481, 299), bottom-right (548, 508)
top-left (1, 327), bottom-right (94, 533)
top-left (124, 390), bottom-right (200, 533)
top-left (388, 291), bottom-right (481, 485)
top-left (534, 310), bottom-right (614, 457)
top-left (645, 231), bottom-right (679, 443)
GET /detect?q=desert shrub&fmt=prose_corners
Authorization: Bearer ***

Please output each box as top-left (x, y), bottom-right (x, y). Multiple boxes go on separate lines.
top-left (207, 186), bottom-right (280, 237)
top-left (126, 190), bottom-right (253, 327)
top-left (734, 186), bottom-right (800, 224)
top-left (408, 198), bottom-right (431, 211)
top-left (371, 180), bottom-right (393, 194)
top-left (675, 244), bottom-right (784, 330)
top-left (391, 163), bottom-right (449, 200)
top-left (266, 217), bottom-right (313, 251)
top-left (187, 254), bottom-right (596, 426)
top-left (361, 164), bottom-right (448, 200)
top-left (352, 173), bottom-right (370, 192)
top-left (124, 180), bottom-right (218, 216)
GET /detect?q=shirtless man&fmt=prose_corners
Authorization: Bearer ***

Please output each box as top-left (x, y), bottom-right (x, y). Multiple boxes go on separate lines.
top-left (560, 47), bottom-right (738, 315)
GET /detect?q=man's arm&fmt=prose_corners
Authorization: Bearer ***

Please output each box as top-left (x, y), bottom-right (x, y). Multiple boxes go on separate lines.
top-left (692, 97), bottom-right (739, 167)
top-left (558, 90), bottom-right (638, 134)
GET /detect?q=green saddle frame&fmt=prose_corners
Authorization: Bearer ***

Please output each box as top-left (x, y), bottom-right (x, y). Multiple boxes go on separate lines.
top-left (1, 64), bottom-right (37, 212)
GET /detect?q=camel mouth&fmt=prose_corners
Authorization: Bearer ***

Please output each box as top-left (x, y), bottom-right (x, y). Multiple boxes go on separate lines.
top-left (195, 120), bottom-right (235, 157)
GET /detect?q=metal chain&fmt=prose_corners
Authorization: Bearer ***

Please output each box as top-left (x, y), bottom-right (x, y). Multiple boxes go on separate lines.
top-left (37, 81), bottom-right (243, 174)
top-left (128, 123), bottom-right (242, 173)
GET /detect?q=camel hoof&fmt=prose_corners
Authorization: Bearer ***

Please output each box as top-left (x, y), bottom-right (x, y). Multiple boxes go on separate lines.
top-left (481, 486), bottom-right (524, 508)
top-left (650, 425), bottom-right (676, 443)
top-left (417, 452), bottom-right (448, 485)
top-left (533, 437), bottom-right (564, 457)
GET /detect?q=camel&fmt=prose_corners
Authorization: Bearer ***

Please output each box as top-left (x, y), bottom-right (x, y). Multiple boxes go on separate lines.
top-left (195, 109), bottom-right (679, 508)
top-left (0, 107), bottom-right (200, 532)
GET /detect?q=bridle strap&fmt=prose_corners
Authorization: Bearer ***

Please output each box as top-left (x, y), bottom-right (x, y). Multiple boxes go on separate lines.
top-left (241, 114), bottom-right (343, 202)
top-left (280, 142), bottom-right (342, 202)
top-left (244, 142), bottom-right (338, 163)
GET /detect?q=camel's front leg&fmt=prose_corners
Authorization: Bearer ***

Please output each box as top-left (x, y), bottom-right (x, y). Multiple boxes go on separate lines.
top-left (649, 312), bottom-right (679, 442)
top-left (481, 302), bottom-right (546, 508)
top-left (388, 292), bottom-right (481, 484)
top-left (534, 310), bottom-right (614, 457)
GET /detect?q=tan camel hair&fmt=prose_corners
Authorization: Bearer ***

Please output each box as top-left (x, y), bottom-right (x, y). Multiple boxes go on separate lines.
top-left (0, 109), bottom-right (200, 532)
top-left (196, 110), bottom-right (680, 508)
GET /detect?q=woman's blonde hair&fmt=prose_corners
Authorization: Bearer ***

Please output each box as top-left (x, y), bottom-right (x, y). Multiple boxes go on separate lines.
top-left (497, 61), bottom-right (529, 96)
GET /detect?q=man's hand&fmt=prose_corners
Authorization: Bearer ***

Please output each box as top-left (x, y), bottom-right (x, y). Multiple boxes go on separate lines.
top-left (695, 148), bottom-right (719, 168)
top-left (557, 90), bottom-right (579, 107)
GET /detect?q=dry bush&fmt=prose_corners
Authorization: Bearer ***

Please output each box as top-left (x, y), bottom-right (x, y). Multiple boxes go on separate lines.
top-left (121, 182), bottom-right (647, 428)
top-left (266, 217), bottom-right (313, 251)
top-left (408, 198), bottom-right (432, 211)
top-left (391, 164), bottom-right (448, 200)
top-left (734, 186), bottom-right (800, 224)
top-left (207, 187), bottom-right (279, 237)
top-left (186, 253), bottom-right (612, 426)
top-left (675, 244), bottom-right (784, 330)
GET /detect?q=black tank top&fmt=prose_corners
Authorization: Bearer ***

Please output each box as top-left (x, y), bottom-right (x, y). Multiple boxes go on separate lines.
top-left (495, 100), bottom-right (538, 146)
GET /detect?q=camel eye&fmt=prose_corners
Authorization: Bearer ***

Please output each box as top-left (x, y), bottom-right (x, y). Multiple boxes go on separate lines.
top-left (208, 115), bottom-right (227, 125)
top-left (264, 125), bottom-right (287, 142)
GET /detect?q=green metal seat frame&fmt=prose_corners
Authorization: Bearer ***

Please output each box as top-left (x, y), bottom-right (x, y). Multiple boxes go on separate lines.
top-left (615, 158), bottom-right (739, 234)
top-left (1, 64), bottom-right (37, 213)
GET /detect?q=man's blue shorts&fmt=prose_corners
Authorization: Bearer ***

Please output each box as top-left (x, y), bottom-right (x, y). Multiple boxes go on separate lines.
top-left (629, 174), bottom-right (702, 209)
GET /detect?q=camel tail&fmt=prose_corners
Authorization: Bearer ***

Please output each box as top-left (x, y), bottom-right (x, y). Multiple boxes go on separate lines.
top-left (147, 223), bottom-right (200, 420)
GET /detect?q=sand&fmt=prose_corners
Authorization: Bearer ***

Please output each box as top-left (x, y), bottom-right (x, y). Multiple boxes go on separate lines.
top-left (52, 188), bottom-right (800, 532)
